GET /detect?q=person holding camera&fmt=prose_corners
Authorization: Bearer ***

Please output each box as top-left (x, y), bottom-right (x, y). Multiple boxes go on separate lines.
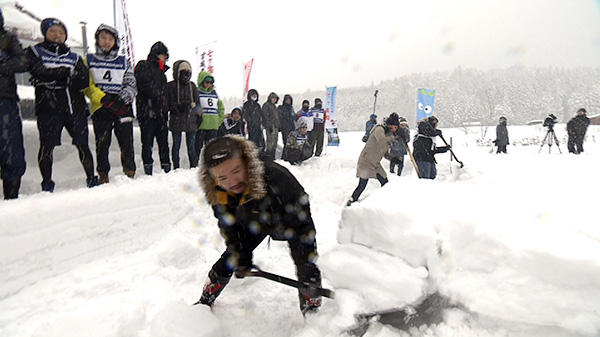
top-left (567, 108), bottom-right (590, 154)
top-left (412, 116), bottom-right (450, 179)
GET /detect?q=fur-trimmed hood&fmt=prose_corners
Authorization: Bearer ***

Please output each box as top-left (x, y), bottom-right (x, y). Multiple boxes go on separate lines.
top-left (198, 135), bottom-right (267, 206)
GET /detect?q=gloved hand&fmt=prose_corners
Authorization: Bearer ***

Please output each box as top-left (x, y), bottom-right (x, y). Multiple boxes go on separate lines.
top-left (102, 95), bottom-right (128, 117)
top-left (234, 262), bottom-right (253, 279)
top-left (436, 129), bottom-right (443, 136)
top-left (492, 139), bottom-right (497, 145)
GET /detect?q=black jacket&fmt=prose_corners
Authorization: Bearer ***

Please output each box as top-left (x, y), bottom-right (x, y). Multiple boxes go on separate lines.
top-left (278, 95), bottom-right (296, 134)
top-left (167, 60), bottom-right (199, 132)
top-left (135, 50), bottom-right (169, 120)
top-left (567, 115), bottom-right (590, 136)
top-left (199, 136), bottom-right (316, 266)
top-left (495, 121), bottom-right (509, 146)
top-left (25, 41), bottom-right (89, 116)
top-left (0, 27), bottom-right (28, 99)
top-left (242, 89), bottom-right (263, 133)
top-left (412, 119), bottom-right (449, 163)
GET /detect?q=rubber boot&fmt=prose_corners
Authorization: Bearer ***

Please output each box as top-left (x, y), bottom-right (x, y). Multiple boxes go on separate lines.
top-left (98, 172), bottom-right (110, 185)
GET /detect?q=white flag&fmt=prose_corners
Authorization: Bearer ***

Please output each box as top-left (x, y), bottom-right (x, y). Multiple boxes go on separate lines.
top-left (115, 0), bottom-right (135, 66)
top-left (195, 41), bottom-right (216, 75)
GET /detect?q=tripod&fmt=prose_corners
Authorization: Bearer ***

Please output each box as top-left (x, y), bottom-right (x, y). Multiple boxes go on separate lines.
top-left (539, 127), bottom-right (562, 154)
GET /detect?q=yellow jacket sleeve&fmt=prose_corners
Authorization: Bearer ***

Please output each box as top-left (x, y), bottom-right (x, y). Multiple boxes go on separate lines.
top-left (82, 57), bottom-right (106, 114)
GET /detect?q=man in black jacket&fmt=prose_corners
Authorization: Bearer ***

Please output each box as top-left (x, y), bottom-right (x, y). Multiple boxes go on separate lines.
top-left (242, 89), bottom-right (265, 150)
top-left (26, 18), bottom-right (98, 192)
top-left (494, 116), bottom-right (509, 154)
top-left (135, 41), bottom-right (171, 175)
top-left (196, 135), bottom-right (322, 315)
top-left (567, 108), bottom-right (590, 154)
top-left (0, 9), bottom-right (28, 199)
top-left (412, 116), bottom-right (450, 179)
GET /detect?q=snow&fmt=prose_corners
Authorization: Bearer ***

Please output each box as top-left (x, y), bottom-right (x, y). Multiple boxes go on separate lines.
top-left (1, 121), bottom-right (600, 337)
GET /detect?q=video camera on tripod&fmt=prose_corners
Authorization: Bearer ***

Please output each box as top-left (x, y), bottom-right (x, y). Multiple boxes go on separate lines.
top-left (543, 114), bottom-right (558, 130)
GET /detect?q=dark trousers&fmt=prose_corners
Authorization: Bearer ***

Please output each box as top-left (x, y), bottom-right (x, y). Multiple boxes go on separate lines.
top-left (496, 144), bottom-right (507, 153)
top-left (209, 233), bottom-right (321, 294)
top-left (351, 173), bottom-right (388, 202)
top-left (310, 128), bottom-right (325, 156)
top-left (417, 161), bottom-right (437, 179)
top-left (195, 129), bottom-right (218, 159)
top-left (92, 112), bottom-right (135, 174)
top-left (390, 156), bottom-right (405, 175)
top-left (0, 98), bottom-right (26, 182)
top-left (139, 117), bottom-right (170, 174)
top-left (172, 131), bottom-right (197, 168)
top-left (568, 134), bottom-right (584, 154)
top-left (38, 144), bottom-right (95, 184)
top-left (247, 127), bottom-right (265, 151)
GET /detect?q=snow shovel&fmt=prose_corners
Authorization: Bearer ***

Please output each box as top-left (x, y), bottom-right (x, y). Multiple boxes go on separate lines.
top-left (398, 133), bottom-right (420, 178)
top-left (345, 291), bottom-right (463, 336)
top-left (438, 134), bottom-right (464, 168)
top-left (243, 265), bottom-right (335, 299)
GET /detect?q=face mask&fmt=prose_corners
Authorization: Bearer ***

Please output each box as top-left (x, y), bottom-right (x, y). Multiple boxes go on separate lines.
top-left (302, 106), bottom-right (309, 111)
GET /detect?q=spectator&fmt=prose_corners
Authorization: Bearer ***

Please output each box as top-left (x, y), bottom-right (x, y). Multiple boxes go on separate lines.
top-left (84, 24), bottom-right (137, 183)
top-left (218, 107), bottom-right (245, 137)
top-left (135, 41), bottom-right (171, 175)
top-left (310, 98), bottom-right (325, 156)
top-left (243, 89), bottom-right (265, 150)
top-left (167, 60), bottom-right (200, 169)
top-left (567, 108), bottom-right (590, 154)
top-left (25, 18), bottom-right (98, 191)
top-left (0, 8), bottom-right (28, 199)
top-left (493, 116), bottom-right (509, 154)
top-left (389, 116), bottom-right (410, 175)
top-left (282, 121), bottom-right (313, 165)
top-left (262, 92), bottom-right (280, 160)
top-left (278, 94), bottom-right (296, 144)
top-left (196, 71), bottom-right (225, 157)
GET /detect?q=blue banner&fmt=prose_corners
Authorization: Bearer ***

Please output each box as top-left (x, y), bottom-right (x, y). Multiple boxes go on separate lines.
top-left (416, 88), bottom-right (436, 121)
top-left (325, 86), bottom-right (339, 146)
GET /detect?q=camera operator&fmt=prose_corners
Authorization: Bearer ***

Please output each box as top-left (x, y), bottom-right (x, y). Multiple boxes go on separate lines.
top-left (567, 108), bottom-right (590, 154)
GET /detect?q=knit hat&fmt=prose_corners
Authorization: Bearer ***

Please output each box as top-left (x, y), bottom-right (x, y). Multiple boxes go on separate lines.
top-left (370, 113), bottom-right (377, 120)
top-left (314, 98), bottom-right (322, 105)
top-left (385, 113), bottom-right (400, 126)
top-left (41, 18), bottom-right (68, 39)
top-left (399, 117), bottom-right (409, 125)
top-left (302, 99), bottom-right (310, 106)
top-left (202, 136), bottom-right (243, 168)
top-left (298, 121), bottom-right (308, 129)
top-left (578, 108), bottom-right (586, 114)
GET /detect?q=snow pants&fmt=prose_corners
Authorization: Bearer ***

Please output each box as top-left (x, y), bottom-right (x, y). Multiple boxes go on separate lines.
top-left (139, 116), bottom-right (170, 175)
top-left (92, 110), bottom-right (136, 175)
top-left (0, 98), bottom-right (26, 182)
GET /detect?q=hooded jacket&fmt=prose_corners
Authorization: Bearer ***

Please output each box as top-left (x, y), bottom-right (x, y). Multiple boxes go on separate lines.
top-left (83, 24), bottom-right (137, 114)
top-left (197, 71), bottom-right (225, 130)
top-left (218, 107), bottom-right (245, 137)
top-left (0, 10), bottom-right (28, 99)
top-left (277, 94), bottom-right (296, 136)
top-left (261, 92), bottom-right (280, 130)
top-left (495, 120), bottom-right (509, 147)
top-left (198, 135), bottom-right (317, 265)
top-left (167, 60), bottom-right (200, 132)
top-left (134, 41), bottom-right (169, 120)
top-left (25, 20), bottom-right (89, 116)
top-left (412, 119), bottom-right (449, 163)
top-left (242, 89), bottom-right (263, 133)
top-left (356, 124), bottom-right (397, 179)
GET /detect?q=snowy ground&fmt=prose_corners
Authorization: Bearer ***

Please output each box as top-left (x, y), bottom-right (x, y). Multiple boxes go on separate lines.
top-left (1, 121), bottom-right (599, 337)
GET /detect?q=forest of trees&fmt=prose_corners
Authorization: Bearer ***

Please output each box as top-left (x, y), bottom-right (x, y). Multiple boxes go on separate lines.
top-left (224, 66), bottom-right (600, 132)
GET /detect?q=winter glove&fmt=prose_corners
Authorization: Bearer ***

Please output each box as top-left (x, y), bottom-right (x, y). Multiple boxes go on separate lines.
top-left (234, 263), bottom-right (252, 279)
top-left (492, 139), bottom-right (497, 145)
top-left (102, 95), bottom-right (128, 117)
top-left (435, 129), bottom-right (443, 136)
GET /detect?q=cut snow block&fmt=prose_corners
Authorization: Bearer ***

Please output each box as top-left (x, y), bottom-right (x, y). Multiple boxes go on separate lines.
top-left (149, 301), bottom-right (222, 337)
top-left (338, 190), bottom-right (438, 267)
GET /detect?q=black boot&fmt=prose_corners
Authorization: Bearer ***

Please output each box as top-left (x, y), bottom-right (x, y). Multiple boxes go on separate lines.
top-left (3, 179), bottom-right (21, 199)
top-left (161, 163), bottom-right (171, 174)
top-left (198, 270), bottom-right (230, 307)
top-left (87, 176), bottom-right (99, 188)
top-left (41, 180), bottom-right (55, 192)
top-left (144, 164), bottom-right (153, 176)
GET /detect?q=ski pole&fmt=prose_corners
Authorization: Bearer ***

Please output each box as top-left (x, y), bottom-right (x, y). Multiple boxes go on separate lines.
top-left (399, 133), bottom-right (420, 178)
top-left (438, 134), bottom-right (464, 168)
top-left (244, 265), bottom-right (335, 299)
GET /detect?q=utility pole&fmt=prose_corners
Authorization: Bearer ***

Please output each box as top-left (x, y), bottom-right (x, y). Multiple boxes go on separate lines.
top-left (79, 21), bottom-right (88, 55)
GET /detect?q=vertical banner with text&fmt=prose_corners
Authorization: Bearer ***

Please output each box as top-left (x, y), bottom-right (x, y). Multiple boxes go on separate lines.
top-left (325, 86), bottom-right (339, 146)
top-left (243, 58), bottom-right (254, 102)
top-left (115, 0), bottom-right (135, 66)
top-left (195, 41), bottom-right (216, 76)
top-left (416, 88), bottom-right (436, 121)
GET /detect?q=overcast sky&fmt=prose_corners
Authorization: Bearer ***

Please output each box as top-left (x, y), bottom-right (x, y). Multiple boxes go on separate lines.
top-left (9, 0), bottom-right (600, 99)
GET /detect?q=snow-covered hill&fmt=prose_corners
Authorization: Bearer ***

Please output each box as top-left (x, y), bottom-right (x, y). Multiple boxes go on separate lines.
top-left (1, 122), bottom-right (599, 337)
